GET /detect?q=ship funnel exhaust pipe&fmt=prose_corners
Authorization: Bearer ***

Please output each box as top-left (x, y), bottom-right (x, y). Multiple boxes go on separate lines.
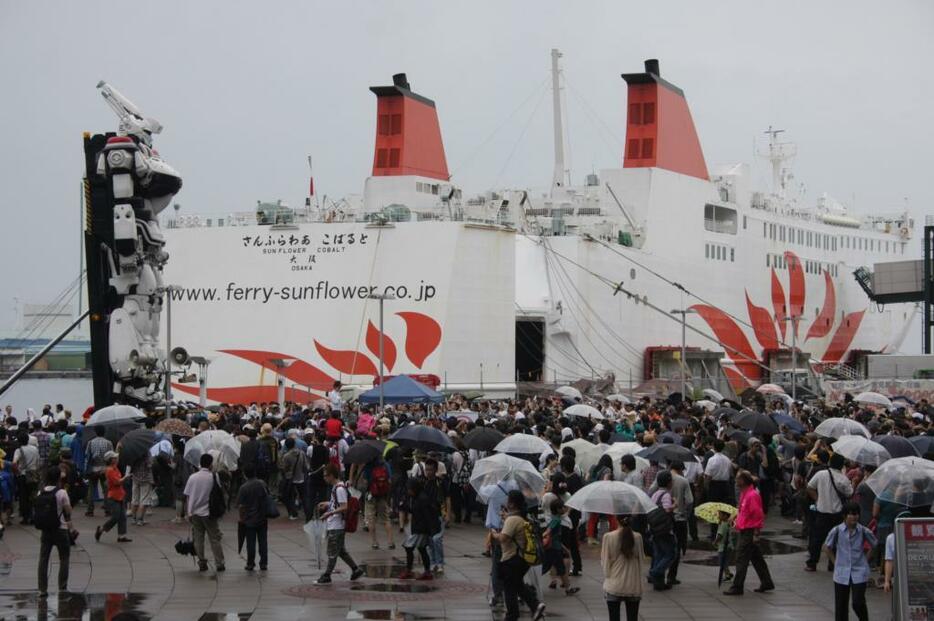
top-left (392, 73), bottom-right (410, 89)
top-left (644, 59), bottom-right (660, 76)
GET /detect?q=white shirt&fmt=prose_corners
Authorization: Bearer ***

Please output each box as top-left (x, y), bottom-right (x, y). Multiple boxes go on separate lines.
top-left (704, 452), bottom-right (732, 481)
top-left (808, 468), bottom-right (853, 514)
top-left (327, 483), bottom-right (348, 530)
top-left (327, 390), bottom-right (343, 411)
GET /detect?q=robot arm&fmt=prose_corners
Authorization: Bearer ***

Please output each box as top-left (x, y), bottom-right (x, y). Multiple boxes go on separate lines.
top-left (97, 81), bottom-right (163, 145)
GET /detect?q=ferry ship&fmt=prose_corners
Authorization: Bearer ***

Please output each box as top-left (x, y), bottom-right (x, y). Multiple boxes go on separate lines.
top-left (161, 52), bottom-right (917, 403)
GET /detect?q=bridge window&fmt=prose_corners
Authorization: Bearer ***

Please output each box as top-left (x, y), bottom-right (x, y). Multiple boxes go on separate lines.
top-left (704, 204), bottom-right (737, 235)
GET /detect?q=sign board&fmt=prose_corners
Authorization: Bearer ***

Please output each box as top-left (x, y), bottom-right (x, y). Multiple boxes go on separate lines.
top-left (895, 517), bottom-right (934, 620)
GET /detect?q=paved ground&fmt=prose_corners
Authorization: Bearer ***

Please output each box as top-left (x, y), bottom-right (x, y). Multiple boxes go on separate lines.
top-left (0, 508), bottom-right (892, 620)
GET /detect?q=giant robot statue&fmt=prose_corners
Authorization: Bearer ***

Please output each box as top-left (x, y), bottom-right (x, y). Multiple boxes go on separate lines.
top-left (83, 83), bottom-right (183, 407)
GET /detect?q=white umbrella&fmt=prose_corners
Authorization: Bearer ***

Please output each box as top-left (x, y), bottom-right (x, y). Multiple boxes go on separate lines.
top-left (694, 399), bottom-right (717, 411)
top-left (184, 430), bottom-right (241, 470)
top-left (149, 437), bottom-right (174, 458)
top-left (855, 391), bottom-right (893, 409)
top-left (556, 386), bottom-right (582, 400)
top-left (494, 433), bottom-right (551, 456)
top-left (606, 394), bottom-right (632, 405)
top-left (602, 444), bottom-right (650, 478)
top-left (756, 383), bottom-right (785, 395)
top-left (832, 435), bottom-right (891, 467)
top-left (814, 417), bottom-right (871, 439)
top-left (470, 453), bottom-right (546, 503)
top-left (703, 388), bottom-right (725, 402)
top-left (563, 404), bottom-right (604, 420)
top-left (86, 405), bottom-right (146, 426)
top-left (566, 481), bottom-right (656, 516)
top-left (561, 439), bottom-right (604, 473)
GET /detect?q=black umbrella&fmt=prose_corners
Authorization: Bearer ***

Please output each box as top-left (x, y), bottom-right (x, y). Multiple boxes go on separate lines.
top-left (638, 443), bottom-right (695, 464)
top-left (81, 420), bottom-right (142, 448)
top-left (669, 419), bottom-right (692, 432)
top-left (659, 431), bottom-right (683, 445)
top-left (463, 427), bottom-right (505, 452)
top-left (908, 435), bottom-right (934, 456)
top-left (733, 409), bottom-right (779, 435)
top-left (117, 429), bottom-right (159, 468)
top-left (389, 424), bottom-right (455, 453)
top-left (872, 435), bottom-right (921, 458)
top-left (727, 429), bottom-right (751, 446)
top-left (713, 406), bottom-right (739, 420)
top-left (344, 439), bottom-right (386, 465)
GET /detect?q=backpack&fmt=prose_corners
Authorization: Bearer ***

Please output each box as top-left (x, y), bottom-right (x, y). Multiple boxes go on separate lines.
top-left (255, 442), bottom-right (272, 477)
top-left (327, 443), bottom-right (341, 469)
top-left (334, 483), bottom-right (361, 533)
top-left (208, 474), bottom-right (227, 519)
top-left (34, 488), bottom-right (62, 532)
top-left (647, 491), bottom-right (674, 537)
top-left (452, 451), bottom-right (473, 487)
top-left (512, 517), bottom-right (543, 566)
top-left (48, 432), bottom-right (64, 463)
top-left (368, 464), bottom-right (390, 497)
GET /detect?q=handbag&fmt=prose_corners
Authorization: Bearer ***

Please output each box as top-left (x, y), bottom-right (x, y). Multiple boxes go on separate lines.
top-left (264, 494), bottom-right (280, 519)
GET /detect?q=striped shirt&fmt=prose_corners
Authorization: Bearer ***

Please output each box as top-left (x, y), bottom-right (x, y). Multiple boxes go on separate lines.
top-left (86, 436), bottom-right (114, 470)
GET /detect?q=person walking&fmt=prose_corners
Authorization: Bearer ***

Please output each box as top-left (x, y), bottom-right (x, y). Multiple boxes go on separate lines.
top-left (184, 453), bottom-right (225, 572)
top-left (806, 453), bottom-right (853, 572)
top-left (236, 466), bottom-right (270, 571)
top-left (649, 461), bottom-right (693, 585)
top-left (35, 465), bottom-right (73, 598)
top-left (129, 453), bottom-right (155, 526)
top-left (492, 490), bottom-right (546, 621)
top-left (723, 470), bottom-right (774, 595)
top-left (704, 439), bottom-right (734, 538)
top-left (278, 437), bottom-right (308, 520)
top-left (398, 477), bottom-right (437, 580)
top-left (824, 502), bottom-right (876, 621)
top-left (12, 432), bottom-right (39, 524)
top-left (364, 457), bottom-right (394, 550)
top-left (314, 463), bottom-right (364, 584)
top-left (84, 426), bottom-right (113, 516)
top-left (647, 470), bottom-right (677, 590)
top-left (94, 452), bottom-right (132, 543)
top-left (601, 516), bottom-right (645, 621)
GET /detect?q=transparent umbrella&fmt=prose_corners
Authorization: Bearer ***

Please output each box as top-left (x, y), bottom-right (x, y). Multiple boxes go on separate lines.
top-left (831, 435), bottom-right (891, 467)
top-left (563, 404), bottom-right (604, 420)
top-left (606, 394), bottom-right (632, 405)
top-left (86, 405), bottom-right (146, 426)
top-left (602, 444), bottom-right (650, 478)
top-left (814, 417), bottom-right (870, 439)
top-left (183, 430), bottom-right (241, 471)
top-left (556, 386), bottom-right (582, 400)
top-left (470, 453), bottom-right (546, 504)
top-left (566, 481), bottom-right (656, 516)
top-left (854, 391), bottom-right (893, 409)
top-left (494, 434), bottom-right (551, 456)
top-left (560, 439), bottom-right (603, 473)
top-left (865, 457), bottom-right (934, 507)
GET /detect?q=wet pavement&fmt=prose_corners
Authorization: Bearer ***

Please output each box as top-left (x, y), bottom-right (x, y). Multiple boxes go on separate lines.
top-left (1, 508), bottom-right (892, 620)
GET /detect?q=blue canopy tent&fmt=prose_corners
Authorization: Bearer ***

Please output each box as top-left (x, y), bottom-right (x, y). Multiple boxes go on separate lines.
top-left (358, 375), bottom-right (444, 405)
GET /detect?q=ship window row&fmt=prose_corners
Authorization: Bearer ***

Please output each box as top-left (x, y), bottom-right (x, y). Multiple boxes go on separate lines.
top-left (766, 253), bottom-right (839, 278)
top-left (759, 220), bottom-right (904, 256)
top-left (705, 243), bottom-right (734, 262)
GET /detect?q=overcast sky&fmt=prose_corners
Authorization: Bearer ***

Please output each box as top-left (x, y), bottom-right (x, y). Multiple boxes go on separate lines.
top-left (1, 1), bottom-right (932, 334)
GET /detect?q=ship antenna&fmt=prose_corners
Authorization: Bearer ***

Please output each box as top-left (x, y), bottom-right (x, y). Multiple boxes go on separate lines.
top-left (550, 48), bottom-right (567, 197)
top-left (760, 125), bottom-right (796, 199)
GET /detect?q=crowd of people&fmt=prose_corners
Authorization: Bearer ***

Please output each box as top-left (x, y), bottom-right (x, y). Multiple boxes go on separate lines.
top-left (2, 387), bottom-right (932, 620)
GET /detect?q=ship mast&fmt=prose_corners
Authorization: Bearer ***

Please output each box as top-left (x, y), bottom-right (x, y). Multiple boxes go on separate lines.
top-left (762, 126), bottom-right (796, 199)
top-left (550, 48), bottom-right (566, 197)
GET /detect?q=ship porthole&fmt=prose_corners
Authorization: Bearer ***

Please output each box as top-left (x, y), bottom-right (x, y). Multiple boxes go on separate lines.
top-left (630, 268), bottom-right (636, 280)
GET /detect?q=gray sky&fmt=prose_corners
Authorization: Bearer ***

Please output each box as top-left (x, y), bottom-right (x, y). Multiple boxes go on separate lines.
top-left (1, 0), bottom-right (932, 334)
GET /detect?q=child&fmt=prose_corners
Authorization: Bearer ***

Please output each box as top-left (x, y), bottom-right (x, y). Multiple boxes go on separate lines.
top-left (714, 510), bottom-right (734, 581)
top-left (398, 477), bottom-right (437, 580)
top-left (545, 497), bottom-right (580, 595)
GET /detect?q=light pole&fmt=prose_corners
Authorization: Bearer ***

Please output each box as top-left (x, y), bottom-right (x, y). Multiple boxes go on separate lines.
top-left (781, 315), bottom-right (800, 402)
top-left (190, 356), bottom-right (212, 407)
top-left (164, 285), bottom-right (180, 419)
top-left (267, 358), bottom-right (295, 413)
top-left (670, 309), bottom-right (697, 400)
top-left (370, 292), bottom-right (396, 413)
